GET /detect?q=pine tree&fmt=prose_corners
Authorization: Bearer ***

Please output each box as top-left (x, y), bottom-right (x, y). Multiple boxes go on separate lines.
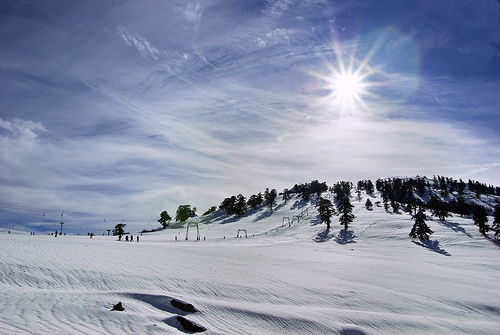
top-left (158, 211), bottom-right (172, 228)
top-left (175, 205), bottom-right (195, 222)
top-left (220, 196), bottom-right (236, 215)
top-left (265, 189), bottom-right (277, 210)
top-left (202, 206), bottom-right (217, 216)
top-left (383, 197), bottom-right (389, 212)
top-left (406, 188), bottom-right (417, 215)
top-left (453, 196), bottom-right (470, 217)
top-left (112, 223), bottom-right (126, 236)
top-left (366, 180), bottom-right (374, 195)
top-left (338, 194), bottom-right (355, 230)
top-left (315, 197), bottom-right (336, 229)
top-left (234, 194), bottom-right (248, 217)
top-left (390, 199), bottom-right (400, 213)
top-left (282, 188), bottom-right (291, 203)
top-left (428, 196), bottom-right (450, 221)
top-left (247, 194), bottom-right (260, 210)
top-left (473, 206), bottom-right (490, 235)
top-left (409, 209), bottom-right (433, 240)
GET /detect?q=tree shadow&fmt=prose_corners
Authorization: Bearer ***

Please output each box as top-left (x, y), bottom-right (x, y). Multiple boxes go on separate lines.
top-left (485, 235), bottom-right (500, 248)
top-left (335, 229), bottom-right (356, 245)
top-left (439, 220), bottom-right (472, 237)
top-left (310, 216), bottom-right (322, 226)
top-left (253, 208), bottom-right (274, 222)
top-left (274, 202), bottom-right (286, 211)
top-left (412, 239), bottom-right (451, 256)
top-left (209, 211), bottom-right (230, 223)
top-left (314, 227), bottom-right (335, 243)
top-left (291, 198), bottom-right (309, 210)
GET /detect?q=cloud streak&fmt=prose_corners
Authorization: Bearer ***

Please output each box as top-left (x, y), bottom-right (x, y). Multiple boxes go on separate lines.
top-left (120, 28), bottom-right (160, 60)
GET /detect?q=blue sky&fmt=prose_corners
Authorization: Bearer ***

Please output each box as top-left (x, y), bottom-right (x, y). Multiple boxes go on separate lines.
top-left (1, 0), bottom-right (500, 233)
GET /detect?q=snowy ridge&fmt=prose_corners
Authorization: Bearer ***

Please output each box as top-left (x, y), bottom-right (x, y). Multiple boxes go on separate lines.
top-left (1, 187), bottom-right (500, 334)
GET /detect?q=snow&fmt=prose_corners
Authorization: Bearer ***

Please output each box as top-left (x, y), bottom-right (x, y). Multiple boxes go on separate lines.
top-left (1, 192), bottom-right (499, 334)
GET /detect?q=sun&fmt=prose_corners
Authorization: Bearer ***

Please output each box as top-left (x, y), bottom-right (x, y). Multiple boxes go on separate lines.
top-left (325, 55), bottom-right (375, 110)
top-left (331, 70), bottom-right (364, 104)
top-left (310, 41), bottom-right (380, 112)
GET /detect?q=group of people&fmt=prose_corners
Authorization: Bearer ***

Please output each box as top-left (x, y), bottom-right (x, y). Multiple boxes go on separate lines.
top-left (50, 231), bottom-right (66, 237)
top-left (118, 234), bottom-right (139, 242)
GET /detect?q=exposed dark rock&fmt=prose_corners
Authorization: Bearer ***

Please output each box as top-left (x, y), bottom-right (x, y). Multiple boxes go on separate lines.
top-left (112, 301), bottom-right (124, 311)
top-left (171, 299), bottom-right (197, 313)
top-left (177, 316), bottom-right (206, 332)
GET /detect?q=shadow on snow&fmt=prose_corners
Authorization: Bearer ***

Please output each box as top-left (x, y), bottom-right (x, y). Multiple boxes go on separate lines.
top-left (314, 227), bottom-right (335, 243)
top-left (315, 228), bottom-right (357, 244)
top-left (439, 220), bottom-right (472, 238)
top-left (412, 239), bottom-right (451, 256)
top-left (335, 229), bottom-right (357, 245)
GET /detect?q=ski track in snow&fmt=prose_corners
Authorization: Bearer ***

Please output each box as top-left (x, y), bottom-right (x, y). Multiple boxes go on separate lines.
top-left (1, 193), bottom-right (500, 334)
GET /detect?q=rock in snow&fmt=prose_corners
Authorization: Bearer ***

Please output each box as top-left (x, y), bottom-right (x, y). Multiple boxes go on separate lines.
top-left (177, 316), bottom-right (206, 332)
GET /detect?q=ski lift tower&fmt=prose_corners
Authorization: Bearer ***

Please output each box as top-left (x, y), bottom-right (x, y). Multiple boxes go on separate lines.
top-left (60, 222), bottom-right (64, 235)
top-left (185, 219), bottom-right (200, 241)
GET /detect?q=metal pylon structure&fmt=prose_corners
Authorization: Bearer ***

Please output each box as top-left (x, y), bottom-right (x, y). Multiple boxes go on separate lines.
top-left (237, 229), bottom-right (247, 238)
top-left (185, 220), bottom-right (200, 241)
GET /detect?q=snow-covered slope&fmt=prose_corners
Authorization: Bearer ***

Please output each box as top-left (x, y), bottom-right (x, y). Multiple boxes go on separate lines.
top-left (1, 191), bottom-right (499, 334)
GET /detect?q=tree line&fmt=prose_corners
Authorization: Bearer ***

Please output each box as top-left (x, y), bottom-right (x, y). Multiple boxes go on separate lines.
top-left (147, 175), bottom-right (500, 241)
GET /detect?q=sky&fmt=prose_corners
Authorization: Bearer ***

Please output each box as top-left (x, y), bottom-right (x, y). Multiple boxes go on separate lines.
top-left (1, 0), bottom-right (500, 233)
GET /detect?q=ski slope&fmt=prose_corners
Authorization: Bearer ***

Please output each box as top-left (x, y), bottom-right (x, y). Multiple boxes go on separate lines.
top-left (1, 192), bottom-right (499, 334)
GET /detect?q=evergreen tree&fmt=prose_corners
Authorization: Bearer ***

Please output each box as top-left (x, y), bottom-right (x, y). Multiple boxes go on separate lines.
top-left (428, 196), bottom-right (450, 221)
top-left (247, 194), bottom-right (262, 210)
top-left (175, 205), bottom-right (195, 222)
top-left (366, 180), bottom-right (374, 195)
top-left (310, 180), bottom-right (328, 197)
top-left (383, 197), bottom-right (389, 212)
top-left (202, 206), bottom-right (217, 216)
top-left (282, 188), bottom-right (291, 203)
top-left (338, 194), bottom-right (355, 229)
top-left (357, 180), bottom-right (364, 192)
top-left (452, 196), bottom-right (470, 217)
top-left (112, 223), bottom-right (126, 236)
top-left (247, 195), bottom-right (259, 210)
top-left (409, 209), bottom-right (433, 240)
top-left (493, 205), bottom-right (500, 240)
top-left (265, 188), bottom-right (278, 210)
top-left (333, 181), bottom-right (353, 200)
top-left (234, 194), bottom-right (248, 217)
top-left (315, 197), bottom-right (336, 229)
top-left (257, 192), bottom-right (264, 206)
top-left (473, 206), bottom-right (490, 235)
top-left (390, 199), bottom-right (400, 213)
top-left (158, 211), bottom-right (172, 228)
top-left (416, 177), bottom-right (427, 196)
top-left (220, 196), bottom-right (236, 215)
top-left (405, 185), bottom-right (417, 215)
top-left (457, 179), bottom-right (466, 195)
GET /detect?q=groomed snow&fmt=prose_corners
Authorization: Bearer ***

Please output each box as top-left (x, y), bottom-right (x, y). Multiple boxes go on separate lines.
top-left (1, 192), bottom-right (499, 334)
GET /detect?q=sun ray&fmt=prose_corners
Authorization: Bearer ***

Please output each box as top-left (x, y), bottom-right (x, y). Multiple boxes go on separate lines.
top-left (309, 38), bottom-right (387, 114)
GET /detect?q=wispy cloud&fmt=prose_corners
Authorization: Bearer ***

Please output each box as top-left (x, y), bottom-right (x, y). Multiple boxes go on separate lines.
top-left (183, 2), bottom-right (202, 24)
top-left (119, 28), bottom-right (160, 60)
top-left (1, 0), bottom-right (499, 232)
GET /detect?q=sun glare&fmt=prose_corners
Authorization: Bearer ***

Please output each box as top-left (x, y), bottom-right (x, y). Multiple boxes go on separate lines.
top-left (311, 40), bottom-right (382, 112)
top-left (331, 70), bottom-right (364, 103)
